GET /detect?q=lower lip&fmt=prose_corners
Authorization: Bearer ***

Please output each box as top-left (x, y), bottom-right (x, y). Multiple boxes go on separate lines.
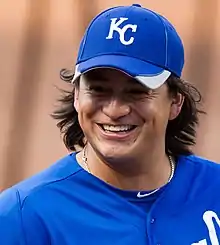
top-left (97, 124), bottom-right (137, 140)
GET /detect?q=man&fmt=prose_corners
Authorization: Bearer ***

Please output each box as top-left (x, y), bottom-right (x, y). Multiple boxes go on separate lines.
top-left (0, 3), bottom-right (220, 245)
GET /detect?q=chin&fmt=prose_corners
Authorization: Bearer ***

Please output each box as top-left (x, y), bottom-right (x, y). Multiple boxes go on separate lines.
top-left (97, 143), bottom-right (134, 162)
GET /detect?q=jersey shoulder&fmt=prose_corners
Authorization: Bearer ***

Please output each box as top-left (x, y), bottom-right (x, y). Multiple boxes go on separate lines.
top-left (0, 153), bottom-right (82, 244)
top-left (185, 154), bottom-right (220, 168)
top-left (182, 154), bottom-right (220, 184)
top-left (0, 153), bottom-right (82, 205)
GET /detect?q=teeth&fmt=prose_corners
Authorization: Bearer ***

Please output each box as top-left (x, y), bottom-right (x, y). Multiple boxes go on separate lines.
top-left (102, 125), bottom-right (133, 132)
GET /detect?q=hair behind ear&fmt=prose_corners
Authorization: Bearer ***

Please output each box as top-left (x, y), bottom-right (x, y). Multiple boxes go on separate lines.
top-left (165, 74), bottom-right (205, 157)
top-left (51, 69), bottom-right (85, 151)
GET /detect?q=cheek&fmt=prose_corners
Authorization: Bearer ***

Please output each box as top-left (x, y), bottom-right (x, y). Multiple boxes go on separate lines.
top-left (136, 101), bottom-right (159, 121)
top-left (137, 99), bottom-right (171, 126)
top-left (77, 94), bottom-right (100, 123)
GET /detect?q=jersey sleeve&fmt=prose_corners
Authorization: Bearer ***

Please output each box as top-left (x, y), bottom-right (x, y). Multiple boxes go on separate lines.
top-left (0, 188), bottom-right (26, 245)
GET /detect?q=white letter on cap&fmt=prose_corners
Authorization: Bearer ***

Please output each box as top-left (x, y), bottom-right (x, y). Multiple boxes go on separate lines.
top-left (106, 18), bottom-right (137, 45)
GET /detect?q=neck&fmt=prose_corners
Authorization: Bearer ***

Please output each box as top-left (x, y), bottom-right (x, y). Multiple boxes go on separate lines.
top-left (77, 145), bottom-right (173, 191)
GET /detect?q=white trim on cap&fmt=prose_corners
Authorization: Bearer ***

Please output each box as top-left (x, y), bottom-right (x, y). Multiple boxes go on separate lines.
top-left (72, 64), bottom-right (171, 89)
top-left (72, 64), bottom-right (81, 83)
top-left (135, 70), bottom-right (171, 89)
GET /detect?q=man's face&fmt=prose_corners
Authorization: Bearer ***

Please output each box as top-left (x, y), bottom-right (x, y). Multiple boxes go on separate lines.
top-left (74, 68), bottom-right (183, 163)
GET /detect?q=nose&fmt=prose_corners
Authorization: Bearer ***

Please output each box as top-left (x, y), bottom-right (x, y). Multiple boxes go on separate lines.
top-left (102, 98), bottom-right (131, 120)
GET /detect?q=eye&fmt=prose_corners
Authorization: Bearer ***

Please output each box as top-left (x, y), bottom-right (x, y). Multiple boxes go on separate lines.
top-left (126, 88), bottom-right (154, 101)
top-left (88, 85), bottom-right (110, 94)
top-left (129, 89), bottom-right (146, 94)
top-left (90, 85), bottom-right (104, 92)
top-left (128, 88), bottom-right (151, 95)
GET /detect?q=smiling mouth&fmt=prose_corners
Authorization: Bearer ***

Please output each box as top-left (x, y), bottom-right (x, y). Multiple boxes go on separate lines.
top-left (97, 124), bottom-right (137, 133)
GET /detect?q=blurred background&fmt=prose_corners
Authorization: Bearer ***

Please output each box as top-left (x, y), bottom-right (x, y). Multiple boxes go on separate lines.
top-left (0, 0), bottom-right (220, 191)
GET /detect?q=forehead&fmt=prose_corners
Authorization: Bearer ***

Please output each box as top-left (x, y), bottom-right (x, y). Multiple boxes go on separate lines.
top-left (82, 68), bottom-right (141, 86)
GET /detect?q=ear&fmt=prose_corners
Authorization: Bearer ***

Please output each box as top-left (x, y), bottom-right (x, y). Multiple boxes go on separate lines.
top-left (74, 86), bottom-right (79, 112)
top-left (169, 93), bottom-right (185, 120)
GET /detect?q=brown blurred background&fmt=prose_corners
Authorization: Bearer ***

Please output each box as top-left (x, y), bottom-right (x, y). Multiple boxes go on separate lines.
top-left (0, 0), bottom-right (220, 191)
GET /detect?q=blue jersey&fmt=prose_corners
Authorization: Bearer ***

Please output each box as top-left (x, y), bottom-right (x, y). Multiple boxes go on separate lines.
top-left (0, 153), bottom-right (220, 245)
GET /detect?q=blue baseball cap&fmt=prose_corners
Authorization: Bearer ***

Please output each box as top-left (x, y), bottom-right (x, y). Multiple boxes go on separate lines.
top-left (72, 4), bottom-right (184, 89)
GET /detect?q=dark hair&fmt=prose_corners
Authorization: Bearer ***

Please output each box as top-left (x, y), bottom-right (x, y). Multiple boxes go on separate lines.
top-left (51, 69), bottom-right (205, 157)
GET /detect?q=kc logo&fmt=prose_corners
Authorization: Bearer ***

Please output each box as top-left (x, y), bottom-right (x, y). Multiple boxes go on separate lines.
top-left (106, 18), bottom-right (137, 45)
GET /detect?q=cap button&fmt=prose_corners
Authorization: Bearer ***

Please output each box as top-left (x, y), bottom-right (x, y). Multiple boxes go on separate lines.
top-left (132, 4), bottom-right (142, 7)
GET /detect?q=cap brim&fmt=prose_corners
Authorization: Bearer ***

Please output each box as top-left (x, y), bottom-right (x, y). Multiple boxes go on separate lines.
top-left (72, 55), bottom-right (171, 89)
